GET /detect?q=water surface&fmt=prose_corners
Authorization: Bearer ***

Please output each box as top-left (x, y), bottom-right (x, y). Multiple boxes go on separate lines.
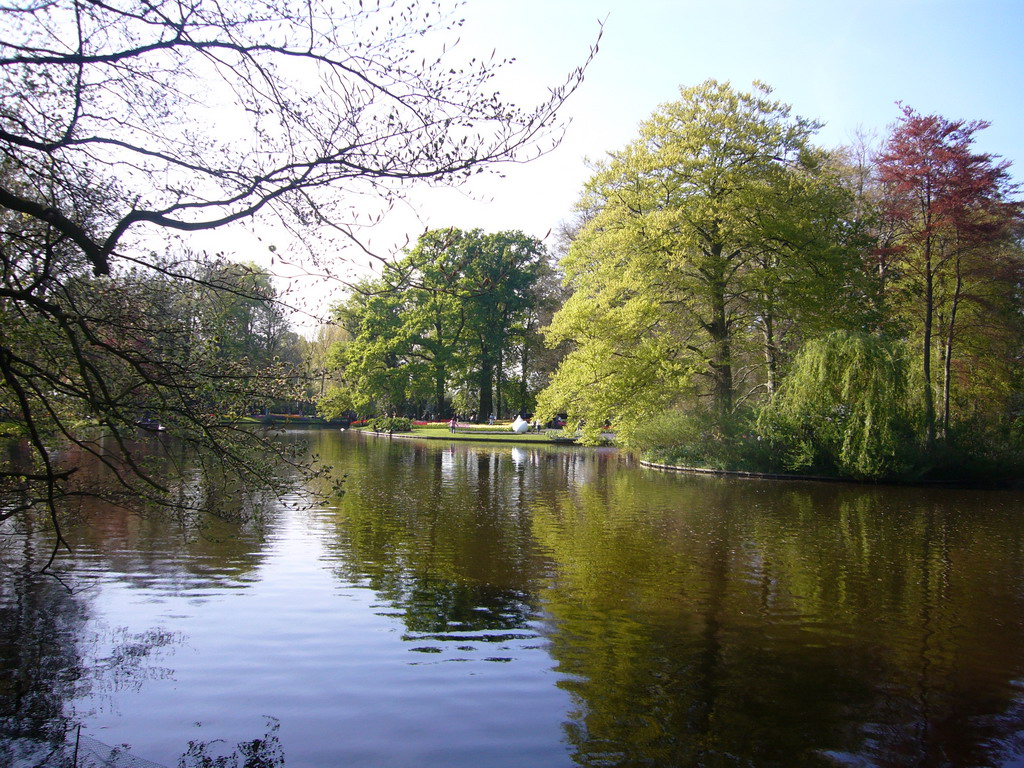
top-left (2, 430), bottom-right (1024, 767)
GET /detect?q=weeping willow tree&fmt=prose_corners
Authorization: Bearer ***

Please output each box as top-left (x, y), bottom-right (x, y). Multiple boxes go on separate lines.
top-left (758, 331), bottom-right (918, 480)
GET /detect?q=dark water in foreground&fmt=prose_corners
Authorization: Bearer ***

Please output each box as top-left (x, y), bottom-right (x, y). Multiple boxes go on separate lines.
top-left (3, 430), bottom-right (1024, 767)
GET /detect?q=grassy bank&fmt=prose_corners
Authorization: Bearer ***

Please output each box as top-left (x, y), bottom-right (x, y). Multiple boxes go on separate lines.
top-left (358, 425), bottom-right (574, 444)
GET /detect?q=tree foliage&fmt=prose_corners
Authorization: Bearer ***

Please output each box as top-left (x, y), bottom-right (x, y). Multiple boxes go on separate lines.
top-left (875, 106), bottom-right (1022, 448)
top-left (537, 80), bottom-right (864, 442)
top-left (0, 0), bottom-right (594, 548)
top-left (325, 228), bottom-right (552, 419)
top-left (538, 84), bottom-right (1024, 479)
top-left (0, 245), bottom-right (309, 559)
top-left (191, 259), bottom-right (301, 369)
top-left (757, 331), bottom-right (916, 479)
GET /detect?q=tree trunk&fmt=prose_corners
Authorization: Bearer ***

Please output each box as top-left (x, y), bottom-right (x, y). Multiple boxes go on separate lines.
top-left (495, 344), bottom-right (504, 419)
top-left (434, 365), bottom-right (446, 416)
top-left (708, 266), bottom-right (733, 418)
top-left (762, 313), bottom-right (778, 397)
top-left (478, 344), bottom-right (493, 423)
top-left (923, 238), bottom-right (936, 451)
top-left (941, 255), bottom-right (963, 440)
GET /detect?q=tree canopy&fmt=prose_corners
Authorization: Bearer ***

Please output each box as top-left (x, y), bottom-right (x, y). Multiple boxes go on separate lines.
top-left (875, 106), bottom-right (1021, 449)
top-left (537, 80), bottom-right (866, 444)
top-left (538, 81), bottom-right (1024, 479)
top-left (0, 0), bottom-right (595, 548)
top-left (324, 227), bottom-right (552, 420)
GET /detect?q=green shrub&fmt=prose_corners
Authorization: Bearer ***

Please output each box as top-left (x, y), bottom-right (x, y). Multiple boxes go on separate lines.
top-left (919, 418), bottom-right (1024, 483)
top-left (629, 407), bottom-right (762, 470)
top-left (368, 416), bottom-right (412, 433)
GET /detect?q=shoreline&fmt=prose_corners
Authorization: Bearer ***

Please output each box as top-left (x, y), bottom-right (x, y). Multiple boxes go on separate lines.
top-left (637, 459), bottom-right (1018, 489)
top-left (357, 428), bottom-right (578, 446)
top-left (358, 430), bottom-right (1016, 488)
top-left (638, 459), bottom-right (846, 484)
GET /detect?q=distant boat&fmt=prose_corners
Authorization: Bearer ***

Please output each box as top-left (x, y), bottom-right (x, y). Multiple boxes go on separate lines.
top-left (136, 418), bottom-right (166, 432)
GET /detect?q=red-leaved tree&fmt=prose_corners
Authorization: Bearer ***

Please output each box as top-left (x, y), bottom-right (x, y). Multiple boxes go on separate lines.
top-left (876, 105), bottom-right (1020, 448)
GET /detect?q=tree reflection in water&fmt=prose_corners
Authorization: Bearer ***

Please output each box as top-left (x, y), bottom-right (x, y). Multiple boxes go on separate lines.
top-left (6, 430), bottom-right (1024, 767)
top-left (305, 432), bottom-right (1024, 767)
top-left (0, 439), bottom-right (289, 768)
top-left (179, 717), bottom-right (284, 768)
top-left (0, 549), bottom-right (181, 766)
top-left (0, 547), bottom-right (284, 768)
top-left (530, 470), bottom-right (1024, 767)
top-left (313, 439), bottom-right (547, 655)
top-left (0, 530), bottom-right (88, 767)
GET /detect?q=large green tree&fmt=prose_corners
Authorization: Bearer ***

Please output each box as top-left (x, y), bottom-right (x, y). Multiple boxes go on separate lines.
top-left (537, 80), bottom-right (864, 444)
top-left (327, 281), bottom-right (415, 415)
top-left (324, 228), bottom-right (551, 419)
top-left (0, 0), bottom-right (591, 544)
top-left (190, 259), bottom-right (301, 369)
top-left (455, 230), bottom-right (549, 419)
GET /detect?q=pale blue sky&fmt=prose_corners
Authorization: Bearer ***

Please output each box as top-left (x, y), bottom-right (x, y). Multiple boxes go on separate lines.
top-left (394, 0), bottom-right (1023, 249)
top-left (191, 0), bottom-right (1023, 317)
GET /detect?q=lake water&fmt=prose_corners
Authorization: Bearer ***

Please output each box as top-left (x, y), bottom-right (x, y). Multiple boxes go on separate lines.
top-left (3, 430), bottom-right (1024, 767)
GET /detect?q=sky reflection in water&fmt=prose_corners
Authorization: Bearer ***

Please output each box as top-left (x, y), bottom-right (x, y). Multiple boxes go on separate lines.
top-left (3, 430), bottom-right (1024, 767)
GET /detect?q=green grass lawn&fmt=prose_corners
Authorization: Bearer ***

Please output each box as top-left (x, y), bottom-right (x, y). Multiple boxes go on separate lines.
top-left (406, 427), bottom-right (565, 443)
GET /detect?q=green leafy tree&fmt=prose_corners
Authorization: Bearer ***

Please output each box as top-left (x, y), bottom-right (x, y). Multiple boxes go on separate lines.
top-left (0, 0), bottom-right (592, 546)
top-left (395, 230), bottom-right (478, 415)
top-left (757, 331), bottom-right (916, 479)
top-left (538, 80), bottom-right (863, 443)
top-left (325, 228), bottom-right (550, 419)
top-left (455, 230), bottom-right (548, 419)
top-left (325, 281), bottom-right (414, 416)
top-left (504, 252), bottom-right (564, 415)
top-left (191, 260), bottom-right (300, 369)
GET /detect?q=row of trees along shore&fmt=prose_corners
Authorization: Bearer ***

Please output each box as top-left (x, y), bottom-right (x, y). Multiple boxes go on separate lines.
top-left (0, 0), bottom-right (595, 550)
top-left (538, 81), bottom-right (1024, 482)
top-left (320, 228), bottom-right (562, 422)
top-left (324, 80), bottom-right (1024, 483)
